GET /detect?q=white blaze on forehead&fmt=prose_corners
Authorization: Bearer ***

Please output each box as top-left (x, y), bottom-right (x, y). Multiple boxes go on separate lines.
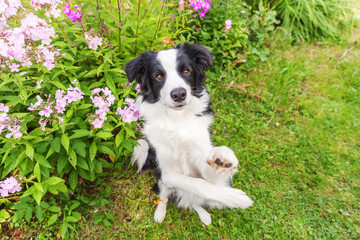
top-left (157, 49), bottom-right (178, 72)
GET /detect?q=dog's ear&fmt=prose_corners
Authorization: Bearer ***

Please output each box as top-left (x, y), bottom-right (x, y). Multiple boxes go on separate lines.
top-left (181, 44), bottom-right (214, 70)
top-left (125, 51), bottom-right (156, 83)
top-left (125, 56), bottom-right (144, 83)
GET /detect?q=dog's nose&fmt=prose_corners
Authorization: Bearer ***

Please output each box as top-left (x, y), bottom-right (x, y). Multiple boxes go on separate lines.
top-left (170, 88), bottom-right (187, 102)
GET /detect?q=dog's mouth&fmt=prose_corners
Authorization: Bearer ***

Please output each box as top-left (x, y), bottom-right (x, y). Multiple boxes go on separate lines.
top-left (171, 103), bottom-right (186, 110)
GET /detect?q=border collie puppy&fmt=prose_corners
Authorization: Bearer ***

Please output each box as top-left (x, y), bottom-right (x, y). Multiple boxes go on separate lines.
top-left (125, 44), bottom-right (253, 225)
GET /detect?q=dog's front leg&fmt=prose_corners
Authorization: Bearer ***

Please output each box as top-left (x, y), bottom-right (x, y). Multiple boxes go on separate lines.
top-left (154, 181), bottom-right (172, 223)
top-left (161, 172), bottom-right (253, 209)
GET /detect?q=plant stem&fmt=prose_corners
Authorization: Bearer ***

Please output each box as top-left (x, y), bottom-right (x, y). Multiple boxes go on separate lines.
top-left (134, 0), bottom-right (142, 55)
top-left (151, 1), bottom-right (165, 47)
top-left (117, 0), bottom-right (123, 56)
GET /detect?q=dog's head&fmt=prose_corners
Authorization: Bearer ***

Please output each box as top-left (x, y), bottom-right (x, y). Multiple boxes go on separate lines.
top-left (125, 44), bottom-right (213, 110)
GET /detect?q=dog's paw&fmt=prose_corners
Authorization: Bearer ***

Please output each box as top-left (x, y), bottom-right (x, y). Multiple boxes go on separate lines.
top-left (154, 202), bottom-right (167, 223)
top-left (208, 146), bottom-right (238, 174)
top-left (194, 206), bottom-right (212, 226)
top-left (222, 188), bottom-right (254, 209)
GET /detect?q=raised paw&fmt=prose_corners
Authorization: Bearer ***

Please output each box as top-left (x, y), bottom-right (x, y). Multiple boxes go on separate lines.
top-left (207, 146), bottom-right (238, 174)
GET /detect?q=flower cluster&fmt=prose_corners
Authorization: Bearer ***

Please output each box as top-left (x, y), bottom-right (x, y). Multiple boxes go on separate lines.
top-left (63, 5), bottom-right (82, 23)
top-left (84, 32), bottom-right (103, 50)
top-left (116, 98), bottom-right (140, 123)
top-left (225, 19), bottom-right (232, 34)
top-left (0, 0), bottom-right (22, 24)
top-left (190, 0), bottom-right (211, 18)
top-left (0, 176), bottom-right (22, 197)
top-left (0, 103), bottom-right (23, 139)
top-left (28, 84), bottom-right (84, 130)
top-left (90, 87), bottom-right (115, 128)
top-left (30, 0), bottom-right (62, 18)
top-left (0, 9), bottom-right (60, 72)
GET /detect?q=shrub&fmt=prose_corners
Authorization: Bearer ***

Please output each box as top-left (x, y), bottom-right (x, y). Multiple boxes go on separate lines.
top-left (246, 0), bottom-right (357, 42)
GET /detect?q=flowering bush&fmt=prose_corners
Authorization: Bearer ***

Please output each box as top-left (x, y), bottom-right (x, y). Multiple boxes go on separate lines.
top-left (0, 0), bottom-right (180, 236)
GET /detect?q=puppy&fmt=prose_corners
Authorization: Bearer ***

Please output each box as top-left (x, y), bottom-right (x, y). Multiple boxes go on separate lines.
top-left (125, 44), bottom-right (253, 225)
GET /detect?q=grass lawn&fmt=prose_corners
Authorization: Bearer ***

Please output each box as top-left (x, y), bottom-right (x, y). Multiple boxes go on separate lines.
top-left (71, 33), bottom-right (360, 239)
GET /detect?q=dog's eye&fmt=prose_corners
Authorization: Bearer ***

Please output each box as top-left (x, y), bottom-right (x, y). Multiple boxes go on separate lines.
top-left (156, 74), bottom-right (164, 81)
top-left (182, 69), bottom-right (190, 76)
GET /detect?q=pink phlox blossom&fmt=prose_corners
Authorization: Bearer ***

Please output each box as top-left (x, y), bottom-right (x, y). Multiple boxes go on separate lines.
top-left (66, 86), bottom-right (84, 103)
top-left (0, 176), bottom-right (22, 197)
top-left (63, 5), bottom-right (83, 22)
top-left (116, 98), bottom-right (140, 123)
top-left (0, 103), bottom-right (9, 113)
top-left (39, 106), bottom-right (53, 117)
top-left (84, 32), bottom-right (102, 50)
top-left (92, 118), bottom-right (104, 129)
top-left (90, 87), bottom-right (115, 129)
top-left (135, 83), bottom-right (141, 92)
top-left (30, 0), bottom-right (62, 18)
top-left (190, 0), bottom-right (211, 18)
top-left (225, 19), bottom-right (232, 30)
top-left (5, 125), bottom-right (22, 139)
top-left (179, 0), bottom-right (184, 12)
top-left (0, 0), bottom-right (23, 20)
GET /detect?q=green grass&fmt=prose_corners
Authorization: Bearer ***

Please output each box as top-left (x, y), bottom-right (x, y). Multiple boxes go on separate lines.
top-left (70, 35), bottom-right (360, 239)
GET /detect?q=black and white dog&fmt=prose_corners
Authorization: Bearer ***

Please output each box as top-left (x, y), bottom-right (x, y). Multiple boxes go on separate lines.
top-left (125, 44), bottom-right (253, 225)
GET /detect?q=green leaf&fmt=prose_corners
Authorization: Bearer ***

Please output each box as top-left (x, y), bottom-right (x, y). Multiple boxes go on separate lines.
top-left (77, 103), bottom-right (93, 110)
top-left (57, 152), bottom-right (68, 174)
top-left (49, 81), bottom-right (66, 90)
top-left (34, 153), bottom-right (52, 168)
top-left (97, 144), bottom-right (116, 157)
top-left (96, 131), bottom-right (113, 140)
top-left (89, 141), bottom-right (97, 162)
top-left (77, 157), bottom-right (89, 170)
top-left (0, 209), bottom-right (10, 221)
top-left (70, 202), bottom-right (81, 210)
top-left (69, 129), bottom-right (90, 139)
top-left (25, 206), bottom-right (33, 222)
top-left (51, 137), bottom-right (61, 153)
top-left (60, 223), bottom-right (68, 237)
top-left (103, 219), bottom-right (112, 228)
top-left (35, 205), bottom-right (43, 222)
top-left (73, 140), bottom-right (86, 158)
top-left (61, 134), bottom-right (70, 152)
top-left (69, 170), bottom-right (78, 190)
top-left (47, 213), bottom-right (59, 226)
top-left (115, 132), bottom-right (124, 148)
top-left (25, 143), bottom-right (34, 160)
top-left (33, 189), bottom-right (44, 205)
top-left (34, 182), bottom-right (44, 193)
top-left (21, 186), bottom-right (35, 198)
top-left (34, 162), bottom-right (41, 182)
top-left (48, 206), bottom-right (61, 213)
top-left (45, 177), bottom-right (65, 185)
top-left (69, 148), bottom-right (77, 168)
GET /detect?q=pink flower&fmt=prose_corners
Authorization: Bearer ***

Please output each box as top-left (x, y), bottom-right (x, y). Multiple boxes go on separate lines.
top-left (179, 0), bottom-right (185, 12)
top-left (92, 118), bottom-right (104, 129)
top-left (0, 176), bottom-right (22, 197)
top-left (85, 32), bottom-right (102, 50)
top-left (135, 83), bottom-right (141, 92)
top-left (116, 98), bottom-right (140, 123)
top-left (225, 19), bottom-right (232, 30)
top-left (39, 106), bottom-right (53, 117)
top-left (9, 63), bottom-right (20, 72)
